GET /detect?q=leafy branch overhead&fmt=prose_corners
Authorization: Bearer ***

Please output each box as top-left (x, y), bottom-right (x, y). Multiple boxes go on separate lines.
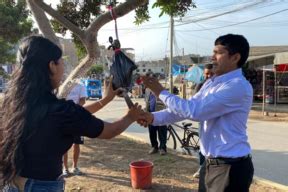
top-left (153, 0), bottom-right (196, 18)
top-left (51, 0), bottom-right (196, 56)
top-left (134, 2), bottom-right (150, 25)
top-left (27, 0), bottom-right (195, 97)
top-left (0, 0), bottom-right (33, 63)
top-left (135, 0), bottom-right (196, 25)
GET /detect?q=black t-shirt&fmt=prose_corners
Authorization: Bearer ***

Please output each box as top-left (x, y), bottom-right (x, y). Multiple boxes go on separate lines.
top-left (20, 99), bottom-right (104, 180)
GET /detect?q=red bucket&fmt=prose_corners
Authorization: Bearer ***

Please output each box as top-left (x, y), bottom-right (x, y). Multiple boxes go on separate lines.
top-left (130, 160), bottom-right (153, 189)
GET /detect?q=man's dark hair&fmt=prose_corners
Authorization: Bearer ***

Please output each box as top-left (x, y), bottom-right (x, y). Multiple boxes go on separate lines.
top-left (215, 34), bottom-right (249, 68)
top-left (204, 64), bottom-right (213, 70)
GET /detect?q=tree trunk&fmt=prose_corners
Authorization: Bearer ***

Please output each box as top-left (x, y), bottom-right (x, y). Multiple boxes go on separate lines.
top-left (28, 0), bottom-right (148, 97)
top-left (58, 32), bottom-right (100, 97)
top-left (58, 55), bottom-right (97, 98)
top-left (26, 0), bottom-right (59, 46)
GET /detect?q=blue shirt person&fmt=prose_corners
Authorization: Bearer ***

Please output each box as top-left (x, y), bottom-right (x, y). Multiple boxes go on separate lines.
top-left (139, 34), bottom-right (254, 192)
top-left (145, 73), bottom-right (168, 156)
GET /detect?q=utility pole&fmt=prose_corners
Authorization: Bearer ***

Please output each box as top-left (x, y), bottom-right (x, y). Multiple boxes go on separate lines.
top-left (274, 66), bottom-right (277, 116)
top-left (169, 16), bottom-right (174, 93)
top-left (262, 66), bottom-right (268, 116)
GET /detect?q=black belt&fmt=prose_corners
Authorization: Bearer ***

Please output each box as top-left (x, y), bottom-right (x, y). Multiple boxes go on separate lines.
top-left (206, 154), bottom-right (251, 165)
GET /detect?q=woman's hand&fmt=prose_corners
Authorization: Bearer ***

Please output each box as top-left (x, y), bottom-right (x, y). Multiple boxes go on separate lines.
top-left (136, 112), bottom-right (154, 128)
top-left (104, 76), bottom-right (123, 101)
top-left (126, 103), bottom-right (144, 122)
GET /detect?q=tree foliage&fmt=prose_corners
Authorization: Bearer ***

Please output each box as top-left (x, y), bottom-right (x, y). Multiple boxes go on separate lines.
top-left (134, 2), bottom-right (150, 25)
top-left (87, 64), bottom-right (104, 76)
top-left (0, 37), bottom-right (14, 63)
top-left (50, 0), bottom-right (196, 57)
top-left (0, 0), bottom-right (33, 63)
top-left (0, 66), bottom-right (9, 79)
top-left (135, 0), bottom-right (196, 25)
top-left (152, 0), bottom-right (196, 17)
top-left (51, 0), bottom-right (114, 57)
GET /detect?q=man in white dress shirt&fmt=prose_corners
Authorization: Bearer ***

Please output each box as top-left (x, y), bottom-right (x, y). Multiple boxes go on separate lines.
top-left (63, 81), bottom-right (87, 176)
top-left (139, 34), bottom-right (254, 192)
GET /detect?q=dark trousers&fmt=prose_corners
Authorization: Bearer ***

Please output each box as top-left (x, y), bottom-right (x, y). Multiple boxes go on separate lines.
top-left (199, 156), bottom-right (254, 192)
top-left (148, 125), bottom-right (167, 150)
top-left (199, 151), bottom-right (205, 166)
top-left (198, 151), bottom-right (206, 192)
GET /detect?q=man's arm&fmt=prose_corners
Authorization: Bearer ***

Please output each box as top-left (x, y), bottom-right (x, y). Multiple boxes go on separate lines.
top-left (158, 81), bottom-right (252, 122)
top-left (152, 108), bottom-right (186, 125)
top-left (138, 107), bottom-right (186, 127)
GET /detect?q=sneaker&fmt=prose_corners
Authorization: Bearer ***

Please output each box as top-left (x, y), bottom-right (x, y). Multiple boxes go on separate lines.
top-left (71, 167), bottom-right (83, 175)
top-left (193, 168), bottom-right (200, 178)
top-left (62, 169), bottom-right (70, 177)
top-left (159, 149), bottom-right (167, 155)
top-left (148, 148), bottom-right (158, 154)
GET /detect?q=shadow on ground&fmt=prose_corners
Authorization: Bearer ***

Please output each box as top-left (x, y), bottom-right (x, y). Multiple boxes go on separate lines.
top-left (65, 136), bottom-right (199, 191)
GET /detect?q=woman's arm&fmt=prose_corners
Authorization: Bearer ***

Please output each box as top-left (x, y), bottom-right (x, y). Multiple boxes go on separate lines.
top-left (84, 76), bottom-right (122, 113)
top-left (97, 103), bottom-right (143, 139)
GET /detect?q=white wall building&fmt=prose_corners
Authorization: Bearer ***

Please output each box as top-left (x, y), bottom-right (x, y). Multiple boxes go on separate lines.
top-left (136, 60), bottom-right (167, 75)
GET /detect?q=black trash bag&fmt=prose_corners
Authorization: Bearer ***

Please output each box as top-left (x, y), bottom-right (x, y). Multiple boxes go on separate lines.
top-left (108, 37), bottom-right (137, 91)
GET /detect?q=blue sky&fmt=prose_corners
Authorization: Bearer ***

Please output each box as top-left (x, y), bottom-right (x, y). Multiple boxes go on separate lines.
top-left (47, 0), bottom-right (288, 61)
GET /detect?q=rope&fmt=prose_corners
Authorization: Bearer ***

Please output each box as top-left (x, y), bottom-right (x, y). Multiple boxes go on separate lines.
top-left (108, 5), bottom-right (119, 40)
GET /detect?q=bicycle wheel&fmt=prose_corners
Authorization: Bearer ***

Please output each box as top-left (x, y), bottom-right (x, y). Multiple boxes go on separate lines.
top-left (166, 125), bottom-right (177, 150)
top-left (185, 131), bottom-right (200, 155)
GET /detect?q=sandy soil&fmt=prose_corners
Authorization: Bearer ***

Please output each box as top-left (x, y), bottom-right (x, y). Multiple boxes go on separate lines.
top-left (249, 110), bottom-right (288, 122)
top-left (64, 136), bottom-right (285, 192)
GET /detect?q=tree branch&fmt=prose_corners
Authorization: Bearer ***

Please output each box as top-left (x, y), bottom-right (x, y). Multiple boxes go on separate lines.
top-left (87, 0), bottom-right (148, 35)
top-left (32, 0), bottom-right (85, 39)
top-left (26, 0), bottom-right (59, 45)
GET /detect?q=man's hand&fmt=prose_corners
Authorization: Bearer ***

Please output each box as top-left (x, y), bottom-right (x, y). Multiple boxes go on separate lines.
top-left (141, 76), bottom-right (165, 97)
top-left (137, 111), bottom-right (154, 127)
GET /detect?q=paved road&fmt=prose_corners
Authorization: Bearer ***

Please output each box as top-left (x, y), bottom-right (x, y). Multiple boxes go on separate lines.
top-left (86, 98), bottom-right (288, 186)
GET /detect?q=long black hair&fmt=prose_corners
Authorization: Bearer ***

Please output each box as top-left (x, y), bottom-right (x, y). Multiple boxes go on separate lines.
top-left (0, 36), bottom-right (62, 187)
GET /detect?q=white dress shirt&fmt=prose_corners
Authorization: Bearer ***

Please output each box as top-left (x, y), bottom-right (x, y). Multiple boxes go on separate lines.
top-left (152, 69), bottom-right (253, 158)
top-left (66, 83), bottom-right (87, 104)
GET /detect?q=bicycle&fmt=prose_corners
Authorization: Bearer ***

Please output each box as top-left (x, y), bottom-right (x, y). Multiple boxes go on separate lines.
top-left (166, 122), bottom-right (200, 155)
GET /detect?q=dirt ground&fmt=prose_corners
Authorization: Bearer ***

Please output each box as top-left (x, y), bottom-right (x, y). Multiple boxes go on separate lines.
top-left (249, 109), bottom-right (288, 122)
top-left (65, 135), bottom-right (286, 192)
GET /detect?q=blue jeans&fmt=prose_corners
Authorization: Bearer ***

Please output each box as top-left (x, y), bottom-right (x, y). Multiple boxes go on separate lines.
top-left (4, 178), bottom-right (65, 192)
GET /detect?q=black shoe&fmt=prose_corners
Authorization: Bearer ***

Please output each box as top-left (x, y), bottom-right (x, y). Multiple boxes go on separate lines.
top-left (148, 148), bottom-right (158, 154)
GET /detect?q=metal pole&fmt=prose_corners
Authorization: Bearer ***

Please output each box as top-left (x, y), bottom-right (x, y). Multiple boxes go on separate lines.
top-left (274, 67), bottom-right (277, 116)
top-left (262, 67), bottom-right (266, 115)
top-left (169, 16), bottom-right (174, 93)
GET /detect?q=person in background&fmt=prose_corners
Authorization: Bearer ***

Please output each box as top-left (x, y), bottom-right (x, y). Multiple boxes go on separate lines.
top-left (145, 72), bottom-right (167, 155)
top-left (0, 36), bottom-right (143, 192)
top-left (195, 64), bottom-right (214, 93)
top-left (139, 34), bottom-right (254, 192)
top-left (192, 63), bottom-right (214, 179)
top-left (135, 75), bottom-right (143, 98)
top-left (63, 81), bottom-right (87, 176)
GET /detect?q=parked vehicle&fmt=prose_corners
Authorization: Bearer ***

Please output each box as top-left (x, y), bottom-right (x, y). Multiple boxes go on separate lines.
top-left (83, 79), bottom-right (102, 99)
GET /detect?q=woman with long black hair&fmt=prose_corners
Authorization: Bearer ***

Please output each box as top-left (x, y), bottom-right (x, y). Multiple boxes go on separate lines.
top-left (0, 36), bottom-right (142, 191)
